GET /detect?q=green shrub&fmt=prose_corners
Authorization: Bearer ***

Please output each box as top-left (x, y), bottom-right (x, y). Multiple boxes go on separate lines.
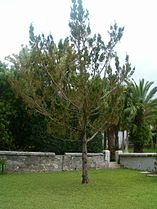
top-left (129, 121), bottom-right (152, 152)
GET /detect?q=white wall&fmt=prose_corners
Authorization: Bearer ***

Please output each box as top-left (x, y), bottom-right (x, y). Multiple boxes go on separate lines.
top-left (119, 153), bottom-right (157, 172)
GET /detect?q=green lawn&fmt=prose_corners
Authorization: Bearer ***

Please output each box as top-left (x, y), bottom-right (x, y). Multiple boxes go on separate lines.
top-left (0, 169), bottom-right (157, 209)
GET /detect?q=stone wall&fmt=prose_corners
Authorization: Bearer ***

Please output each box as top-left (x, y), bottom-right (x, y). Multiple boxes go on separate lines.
top-left (118, 153), bottom-right (157, 172)
top-left (0, 151), bottom-right (109, 172)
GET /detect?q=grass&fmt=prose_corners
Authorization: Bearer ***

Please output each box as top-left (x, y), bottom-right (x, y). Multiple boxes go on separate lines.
top-left (0, 169), bottom-right (157, 209)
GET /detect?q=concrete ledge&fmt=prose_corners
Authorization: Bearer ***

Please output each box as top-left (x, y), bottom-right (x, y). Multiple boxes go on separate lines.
top-left (119, 153), bottom-right (157, 157)
top-left (64, 153), bottom-right (104, 157)
top-left (0, 151), bottom-right (55, 156)
top-left (0, 151), bottom-right (106, 172)
top-left (119, 153), bottom-right (157, 172)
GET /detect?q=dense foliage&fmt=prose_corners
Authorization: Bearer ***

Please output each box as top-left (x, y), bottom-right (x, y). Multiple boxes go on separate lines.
top-left (127, 79), bottom-right (157, 152)
top-left (0, 61), bottom-right (103, 153)
top-left (0, 62), bottom-right (16, 150)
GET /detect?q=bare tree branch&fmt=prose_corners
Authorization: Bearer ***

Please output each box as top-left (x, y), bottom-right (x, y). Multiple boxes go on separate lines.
top-left (87, 131), bottom-right (99, 142)
top-left (46, 69), bottom-right (80, 110)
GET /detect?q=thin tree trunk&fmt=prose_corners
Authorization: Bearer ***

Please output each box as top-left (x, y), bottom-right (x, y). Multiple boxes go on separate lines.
top-left (108, 127), bottom-right (115, 161)
top-left (81, 97), bottom-right (89, 184)
top-left (122, 130), bottom-right (125, 151)
top-left (82, 130), bottom-right (89, 184)
top-left (150, 138), bottom-right (154, 148)
top-left (104, 131), bottom-right (107, 150)
top-left (115, 126), bottom-right (119, 150)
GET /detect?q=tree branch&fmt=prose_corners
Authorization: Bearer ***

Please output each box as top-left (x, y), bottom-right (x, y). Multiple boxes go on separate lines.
top-left (87, 131), bottom-right (99, 142)
top-left (46, 69), bottom-right (80, 110)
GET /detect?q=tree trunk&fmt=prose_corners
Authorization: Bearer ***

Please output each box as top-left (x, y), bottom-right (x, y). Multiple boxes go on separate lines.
top-left (150, 138), bottom-right (154, 148)
top-left (82, 130), bottom-right (89, 184)
top-left (103, 131), bottom-right (107, 150)
top-left (115, 126), bottom-right (119, 150)
top-left (108, 127), bottom-right (115, 161)
top-left (81, 97), bottom-right (89, 184)
top-left (122, 130), bottom-right (125, 151)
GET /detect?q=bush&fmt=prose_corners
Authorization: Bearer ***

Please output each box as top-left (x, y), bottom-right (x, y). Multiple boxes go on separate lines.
top-left (41, 132), bottom-right (103, 154)
top-left (129, 121), bottom-right (152, 152)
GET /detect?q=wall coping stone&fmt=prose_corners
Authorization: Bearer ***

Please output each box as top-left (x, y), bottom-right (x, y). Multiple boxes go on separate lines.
top-left (0, 151), bottom-right (55, 156)
top-left (119, 153), bottom-right (157, 157)
top-left (64, 153), bottom-right (104, 157)
top-left (0, 151), bottom-right (106, 172)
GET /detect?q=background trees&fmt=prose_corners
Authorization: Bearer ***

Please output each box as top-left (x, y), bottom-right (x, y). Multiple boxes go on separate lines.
top-left (127, 79), bottom-right (157, 152)
top-left (0, 60), bottom-right (102, 153)
top-left (0, 62), bottom-right (17, 150)
top-left (0, 61), bottom-right (50, 151)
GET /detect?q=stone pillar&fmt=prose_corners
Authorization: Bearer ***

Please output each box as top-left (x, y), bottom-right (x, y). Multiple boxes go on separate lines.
top-left (115, 150), bottom-right (123, 163)
top-left (103, 150), bottom-right (110, 163)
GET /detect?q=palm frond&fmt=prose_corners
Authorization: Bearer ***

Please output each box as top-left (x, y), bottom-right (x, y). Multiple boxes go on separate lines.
top-left (145, 86), bottom-right (157, 103)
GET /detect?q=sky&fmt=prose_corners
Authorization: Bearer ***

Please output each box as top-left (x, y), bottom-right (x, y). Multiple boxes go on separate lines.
top-left (0, 0), bottom-right (157, 85)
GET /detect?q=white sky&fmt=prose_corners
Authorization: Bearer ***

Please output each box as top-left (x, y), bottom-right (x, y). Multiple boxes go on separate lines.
top-left (0, 0), bottom-right (157, 85)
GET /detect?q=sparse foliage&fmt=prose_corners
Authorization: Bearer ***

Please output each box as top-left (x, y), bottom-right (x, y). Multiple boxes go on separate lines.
top-left (8, 0), bottom-right (134, 183)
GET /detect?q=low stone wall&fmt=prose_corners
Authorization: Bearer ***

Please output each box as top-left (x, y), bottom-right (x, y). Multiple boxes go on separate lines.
top-left (119, 153), bottom-right (157, 172)
top-left (0, 151), bottom-right (109, 172)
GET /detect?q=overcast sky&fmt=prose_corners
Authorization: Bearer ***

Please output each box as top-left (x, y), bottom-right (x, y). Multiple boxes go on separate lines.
top-left (0, 0), bottom-right (157, 85)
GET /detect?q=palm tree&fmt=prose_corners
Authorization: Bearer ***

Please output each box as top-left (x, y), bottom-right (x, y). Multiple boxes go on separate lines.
top-left (120, 86), bottom-right (133, 152)
top-left (127, 79), bottom-right (157, 152)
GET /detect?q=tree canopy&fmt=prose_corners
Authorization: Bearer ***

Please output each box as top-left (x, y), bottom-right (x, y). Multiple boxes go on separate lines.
top-left (127, 79), bottom-right (157, 152)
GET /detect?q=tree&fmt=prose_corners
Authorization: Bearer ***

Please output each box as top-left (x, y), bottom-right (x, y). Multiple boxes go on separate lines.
top-left (9, 0), bottom-right (134, 183)
top-left (127, 79), bottom-right (157, 152)
top-left (0, 62), bottom-right (16, 149)
top-left (119, 84), bottom-right (135, 152)
top-left (103, 56), bottom-right (135, 157)
top-left (0, 61), bottom-right (49, 151)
